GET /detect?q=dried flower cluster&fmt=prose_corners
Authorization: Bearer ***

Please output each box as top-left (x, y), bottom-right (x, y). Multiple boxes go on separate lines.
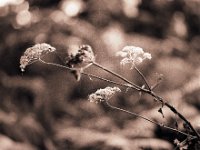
top-left (116, 46), bottom-right (152, 68)
top-left (66, 45), bottom-right (95, 68)
top-left (88, 87), bottom-right (121, 103)
top-left (20, 43), bottom-right (56, 72)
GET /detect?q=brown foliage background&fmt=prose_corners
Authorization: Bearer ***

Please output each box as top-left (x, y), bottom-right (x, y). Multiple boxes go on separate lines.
top-left (0, 0), bottom-right (200, 149)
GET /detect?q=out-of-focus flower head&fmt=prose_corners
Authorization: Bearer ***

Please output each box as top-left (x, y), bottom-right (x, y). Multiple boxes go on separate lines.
top-left (66, 45), bottom-right (95, 68)
top-left (116, 46), bottom-right (151, 68)
top-left (20, 43), bottom-right (56, 72)
top-left (88, 87), bottom-right (121, 103)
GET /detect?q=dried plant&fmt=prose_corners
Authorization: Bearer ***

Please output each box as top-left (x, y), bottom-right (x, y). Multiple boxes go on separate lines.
top-left (20, 43), bottom-right (200, 149)
top-left (20, 43), bottom-right (56, 72)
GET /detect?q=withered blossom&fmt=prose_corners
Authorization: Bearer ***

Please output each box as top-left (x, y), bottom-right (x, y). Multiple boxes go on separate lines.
top-left (20, 43), bottom-right (56, 72)
top-left (88, 87), bottom-right (121, 103)
top-left (66, 45), bottom-right (95, 68)
top-left (116, 46), bottom-right (151, 68)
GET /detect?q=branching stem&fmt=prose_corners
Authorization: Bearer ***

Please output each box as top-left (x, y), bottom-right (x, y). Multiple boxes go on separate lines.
top-left (134, 66), bottom-right (151, 91)
top-left (38, 59), bottom-right (200, 140)
top-left (92, 62), bottom-right (141, 91)
top-left (39, 59), bottom-right (134, 89)
top-left (92, 62), bottom-right (200, 140)
top-left (150, 91), bottom-right (200, 139)
top-left (105, 101), bottom-right (195, 138)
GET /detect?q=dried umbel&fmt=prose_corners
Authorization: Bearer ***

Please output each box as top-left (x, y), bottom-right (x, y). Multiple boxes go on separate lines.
top-left (20, 43), bottom-right (56, 72)
top-left (66, 45), bottom-right (95, 68)
top-left (116, 46), bottom-right (151, 68)
top-left (88, 87), bottom-right (121, 103)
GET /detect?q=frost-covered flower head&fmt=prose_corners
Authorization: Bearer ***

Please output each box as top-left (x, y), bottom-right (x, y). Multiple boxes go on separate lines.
top-left (20, 43), bottom-right (56, 72)
top-left (116, 46), bottom-right (151, 68)
top-left (88, 87), bottom-right (121, 103)
top-left (66, 44), bottom-right (95, 68)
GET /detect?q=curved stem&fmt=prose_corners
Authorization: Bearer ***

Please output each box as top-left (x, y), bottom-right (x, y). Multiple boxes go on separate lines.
top-left (92, 61), bottom-right (200, 139)
top-left (39, 59), bottom-right (200, 140)
top-left (150, 91), bottom-right (200, 140)
top-left (92, 62), bottom-right (141, 91)
top-left (134, 66), bottom-right (151, 91)
top-left (82, 72), bottom-right (133, 88)
top-left (39, 59), bottom-right (135, 89)
top-left (105, 101), bottom-right (195, 138)
top-left (39, 58), bottom-right (75, 70)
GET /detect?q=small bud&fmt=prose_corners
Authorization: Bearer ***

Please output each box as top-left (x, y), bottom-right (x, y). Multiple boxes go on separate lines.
top-left (71, 69), bottom-right (82, 81)
top-left (158, 107), bottom-right (164, 118)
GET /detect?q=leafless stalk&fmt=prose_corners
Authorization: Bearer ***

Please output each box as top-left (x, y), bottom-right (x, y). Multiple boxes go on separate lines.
top-left (38, 58), bottom-right (199, 140)
top-left (20, 44), bottom-right (200, 145)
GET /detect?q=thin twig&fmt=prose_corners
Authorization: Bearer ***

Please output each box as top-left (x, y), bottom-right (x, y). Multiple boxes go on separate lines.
top-left (39, 59), bottom-right (200, 140)
top-left (39, 58), bottom-right (75, 70)
top-left (134, 66), bottom-right (151, 91)
top-left (105, 101), bottom-right (195, 138)
top-left (150, 91), bottom-right (200, 140)
top-left (82, 73), bottom-right (133, 88)
top-left (151, 82), bottom-right (160, 90)
top-left (39, 59), bottom-right (135, 89)
top-left (92, 62), bottom-right (141, 91)
top-left (92, 62), bottom-right (200, 140)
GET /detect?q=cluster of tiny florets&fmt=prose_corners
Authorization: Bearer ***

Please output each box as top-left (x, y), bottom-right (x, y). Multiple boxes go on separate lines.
top-left (66, 45), bottom-right (95, 68)
top-left (20, 43), bottom-right (56, 72)
top-left (116, 46), bottom-right (152, 68)
top-left (88, 87), bottom-right (121, 103)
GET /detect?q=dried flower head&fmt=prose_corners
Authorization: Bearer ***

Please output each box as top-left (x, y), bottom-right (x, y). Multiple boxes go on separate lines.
top-left (116, 46), bottom-right (151, 68)
top-left (88, 87), bottom-right (121, 103)
top-left (66, 45), bottom-right (95, 68)
top-left (20, 43), bottom-right (56, 72)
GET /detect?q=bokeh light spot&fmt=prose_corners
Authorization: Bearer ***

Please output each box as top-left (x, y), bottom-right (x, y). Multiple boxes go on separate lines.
top-left (16, 10), bottom-right (31, 26)
top-left (61, 0), bottom-right (84, 17)
top-left (0, 0), bottom-right (24, 7)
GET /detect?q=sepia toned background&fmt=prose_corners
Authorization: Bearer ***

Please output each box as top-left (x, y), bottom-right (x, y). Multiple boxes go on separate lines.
top-left (0, 0), bottom-right (200, 149)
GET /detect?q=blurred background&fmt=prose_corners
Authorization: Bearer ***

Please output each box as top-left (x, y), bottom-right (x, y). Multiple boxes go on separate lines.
top-left (0, 0), bottom-right (200, 149)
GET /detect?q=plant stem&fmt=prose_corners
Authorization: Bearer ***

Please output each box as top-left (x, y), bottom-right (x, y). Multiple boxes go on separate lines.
top-left (105, 101), bottom-right (195, 138)
top-left (39, 59), bottom-right (135, 89)
top-left (92, 62), bottom-right (141, 90)
top-left (92, 61), bottom-right (200, 140)
top-left (150, 91), bottom-right (200, 140)
top-left (39, 59), bottom-right (200, 140)
top-left (134, 66), bottom-right (151, 91)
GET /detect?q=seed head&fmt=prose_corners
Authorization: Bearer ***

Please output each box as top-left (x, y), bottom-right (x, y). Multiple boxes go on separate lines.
top-left (66, 45), bottom-right (95, 68)
top-left (116, 46), bottom-right (151, 68)
top-left (88, 87), bottom-right (121, 103)
top-left (20, 43), bottom-right (56, 72)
